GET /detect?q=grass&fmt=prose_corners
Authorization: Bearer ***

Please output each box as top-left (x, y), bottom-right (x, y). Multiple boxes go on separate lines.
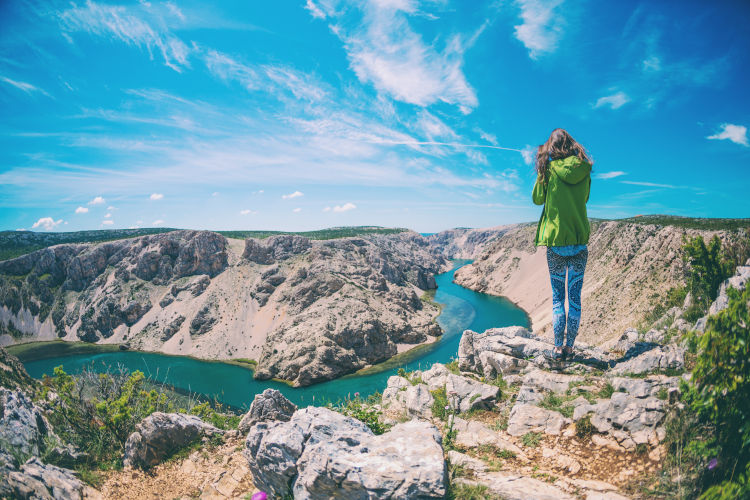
top-left (597, 382), bottom-right (615, 399)
top-left (576, 415), bottom-right (596, 440)
top-left (447, 481), bottom-right (497, 500)
top-left (521, 431), bottom-right (542, 448)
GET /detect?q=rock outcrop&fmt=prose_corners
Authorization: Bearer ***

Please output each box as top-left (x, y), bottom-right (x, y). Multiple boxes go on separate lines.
top-left (244, 406), bottom-right (447, 499)
top-left (1, 455), bottom-right (101, 500)
top-left (237, 388), bottom-right (297, 434)
top-left (123, 412), bottom-right (222, 469)
top-left (0, 388), bottom-right (56, 458)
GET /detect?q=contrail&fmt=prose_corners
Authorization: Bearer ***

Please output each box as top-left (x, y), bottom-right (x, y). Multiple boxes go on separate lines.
top-left (371, 139), bottom-right (525, 153)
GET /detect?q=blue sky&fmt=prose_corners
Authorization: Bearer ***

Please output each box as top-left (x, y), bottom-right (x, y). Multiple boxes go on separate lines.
top-left (1, 0), bottom-right (748, 233)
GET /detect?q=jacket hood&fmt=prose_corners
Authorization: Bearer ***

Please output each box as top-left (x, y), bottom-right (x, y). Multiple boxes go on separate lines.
top-left (550, 155), bottom-right (591, 185)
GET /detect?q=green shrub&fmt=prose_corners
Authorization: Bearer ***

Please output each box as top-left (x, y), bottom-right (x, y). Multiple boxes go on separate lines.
top-left (575, 414), bottom-right (596, 440)
top-left (522, 432), bottom-right (542, 448)
top-left (430, 386), bottom-right (450, 421)
top-left (42, 366), bottom-right (176, 469)
top-left (682, 235), bottom-right (736, 316)
top-left (326, 395), bottom-right (391, 435)
top-left (685, 285), bottom-right (750, 497)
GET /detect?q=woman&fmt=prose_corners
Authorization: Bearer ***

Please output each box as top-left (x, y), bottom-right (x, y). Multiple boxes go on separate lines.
top-left (532, 128), bottom-right (593, 361)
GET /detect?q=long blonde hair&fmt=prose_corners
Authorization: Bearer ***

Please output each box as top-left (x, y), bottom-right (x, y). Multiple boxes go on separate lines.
top-left (535, 128), bottom-right (592, 177)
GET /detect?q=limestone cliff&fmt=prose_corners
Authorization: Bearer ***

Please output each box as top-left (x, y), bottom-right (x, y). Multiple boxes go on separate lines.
top-left (0, 230), bottom-right (446, 386)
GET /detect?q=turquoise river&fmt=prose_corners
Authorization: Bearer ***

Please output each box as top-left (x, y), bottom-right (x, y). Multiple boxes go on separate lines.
top-left (19, 261), bottom-right (529, 410)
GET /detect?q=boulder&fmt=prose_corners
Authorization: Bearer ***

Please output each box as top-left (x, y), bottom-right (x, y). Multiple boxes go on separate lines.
top-left (238, 389), bottom-right (297, 434)
top-left (610, 375), bottom-right (679, 399)
top-left (581, 392), bottom-right (667, 448)
top-left (0, 388), bottom-right (56, 458)
top-left (382, 378), bottom-right (434, 419)
top-left (1, 456), bottom-right (101, 500)
top-left (506, 403), bottom-right (571, 436)
top-left (445, 374), bottom-right (499, 412)
top-left (421, 363), bottom-right (451, 391)
top-left (123, 412), bottom-right (222, 469)
top-left (522, 369), bottom-right (583, 394)
top-left (446, 450), bottom-right (487, 473)
top-left (244, 406), bottom-right (446, 499)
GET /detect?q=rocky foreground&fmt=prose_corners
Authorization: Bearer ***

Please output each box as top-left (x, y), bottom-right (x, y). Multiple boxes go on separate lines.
top-left (0, 230), bottom-right (446, 386)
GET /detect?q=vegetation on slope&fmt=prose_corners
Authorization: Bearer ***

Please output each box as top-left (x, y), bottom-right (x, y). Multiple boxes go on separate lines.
top-left (0, 228), bottom-right (176, 261)
top-left (218, 226), bottom-right (407, 240)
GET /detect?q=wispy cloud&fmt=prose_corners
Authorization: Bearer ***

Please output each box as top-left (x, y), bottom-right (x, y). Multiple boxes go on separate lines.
top-left (292, 207), bottom-right (302, 213)
top-left (282, 190), bottom-right (304, 199)
top-left (513, 0), bottom-right (565, 59)
top-left (594, 91), bottom-right (629, 110)
top-left (75, 206), bottom-right (89, 213)
top-left (57, 1), bottom-right (191, 72)
top-left (152, 219), bottom-right (164, 225)
top-left (150, 193), bottom-right (164, 200)
top-left (31, 217), bottom-right (63, 231)
top-left (595, 171), bottom-right (626, 179)
top-left (0, 76), bottom-right (52, 97)
top-left (101, 219), bottom-right (113, 225)
top-left (707, 123), bottom-right (748, 147)
top-left (307, 0), bottom-right (480, 111)
top-left (240, 209), bottom-right (256, 215)
top-left (88, 196), bottom-right (105, 205)
top-left (621, 180), bottom-right (676, 189)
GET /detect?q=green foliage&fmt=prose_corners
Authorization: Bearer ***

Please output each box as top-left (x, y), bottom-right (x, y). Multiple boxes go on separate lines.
top-left (326, 393), bottom-right (391, 435)
top-left (445, 359), bottom-right (460, 375)
top-left (682, 235), bottom-right (734, 313)
top-left (430, 386), bottom-right (450, 421)
top-left (521, 431), bottom-right (542, 448)
top-left (447, 481), bottom-right (495, 500)
top-left (575, 415), bottom-right (596, 440)
top-left (685, 285), bottom-right (750, 496)
top-left (189, 401), bottom-right (240, 430)
top-left (597, 383), bottom-right (615, 399)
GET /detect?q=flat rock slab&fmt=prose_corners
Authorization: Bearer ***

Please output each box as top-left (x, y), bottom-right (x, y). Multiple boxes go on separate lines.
top-left (522, 369), bottom-right (584, 394)
top-left (459, 327), bottom-right (612, 376)
top-left (451, 417), bottom-right (524, 456)
top-left (611, 345), bottom-right (685, 375)
top-left (610, 375), bottom-right (680, 399)
top-left (244, 406), bottom-right (447, 499)
top-left (507, 403), bottom-right (571, 437)
top-left (458, 471), bottom-right (576, 500)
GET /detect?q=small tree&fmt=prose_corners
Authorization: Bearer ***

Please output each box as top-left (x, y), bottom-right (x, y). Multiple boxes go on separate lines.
top-left (682, 235), bottom-right (733, 310)
top-left (688, 285), bottom-right (750, 498)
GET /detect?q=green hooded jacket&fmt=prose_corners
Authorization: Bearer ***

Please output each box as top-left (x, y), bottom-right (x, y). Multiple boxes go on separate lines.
top-left (532, 155), bottom-right (592, 246)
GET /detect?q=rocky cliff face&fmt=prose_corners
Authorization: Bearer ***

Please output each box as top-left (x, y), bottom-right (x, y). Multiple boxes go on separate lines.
top-left (452, 220), bottom-right (748, 345)
top-left (427, 225), bottom-right (513, 259)
top-left (0, 230), bottom-right (446, 386)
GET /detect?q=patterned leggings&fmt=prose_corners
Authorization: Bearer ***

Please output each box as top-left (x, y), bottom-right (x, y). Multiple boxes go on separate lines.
top-left (546, 247), bottom-right (588, 348)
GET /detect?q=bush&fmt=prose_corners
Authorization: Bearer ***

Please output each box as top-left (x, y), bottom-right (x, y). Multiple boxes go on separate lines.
top-left (686, 285), bottom-right (750, 497)
top-left (326, 393), bottom-right (391, 435)
top-left (682, 235), bottom-right (736, 314)
top-left (42, 366), bottom-right (175, 469)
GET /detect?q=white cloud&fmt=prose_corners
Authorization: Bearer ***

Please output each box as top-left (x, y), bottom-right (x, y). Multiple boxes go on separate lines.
top-left (107, 205), bottom-right (115, 210)
top-left (477, 129), bottom-right (498, 146)
top-left (75, 206), bottom-right (89, 214)
top-left (707, 123), bottom-right (748, 147)
top-left (514, 0), bottom-right (566, 59)
top-left (520, 145), bottom-right (536, 165)
top-left (323, 206), bottom-right (331, 212)
top-left (240, 209), bottom-right (257, 215)
top-left (293, 207), bottom-right (302, 213)
top-left (212, 191), bottom-right (219, 197)
top-left (309, 1), bottom-right (479, 111)
top-left (594, 91), bottom-right (629, 110)
top-left (305, 0), bottom-right (326, 19)
top-left (57, 1), bottom-right (191, 72)
top-left (88, 196), bottom-right (105, 205)
top-left (102, 220), bottom-right (114, 225)
top-left (152, 219), bottom-right (165, 225)
top-left (104, 212), bottom-right (112, 218)
top-left (332, 202), bottom-right (356, 212)
top-left (0, 76), bottom-right (51, 97)
top-left (282, 190), bottom-right (304, 199)
top-left (595, 171), bottom-right (626, 180)
top-left (31, 217), bottom-right (63, 231)
top-left (621, 180), bottom-right (676, 189)
top-left (150, 192), bottom-right (164, 200)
